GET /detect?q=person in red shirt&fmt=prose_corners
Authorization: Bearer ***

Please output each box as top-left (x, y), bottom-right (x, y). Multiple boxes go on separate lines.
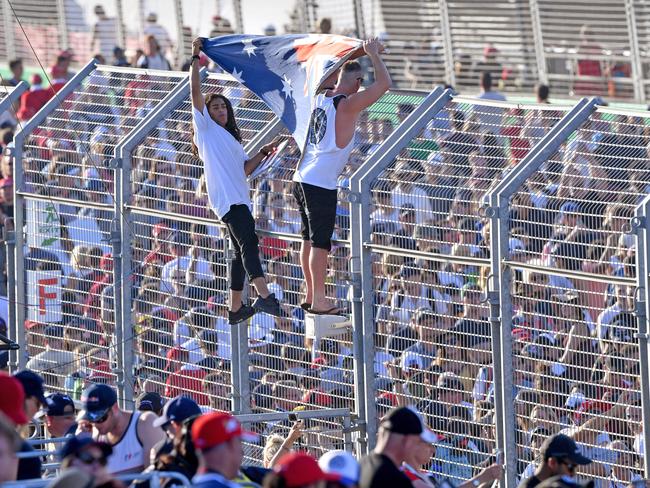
top-left (164, 346), bottom-right (208, 406)
top-left (17, 75), bottom-right (53, 121)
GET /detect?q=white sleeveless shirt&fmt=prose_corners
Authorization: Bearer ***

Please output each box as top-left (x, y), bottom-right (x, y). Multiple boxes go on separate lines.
top-left (99, 411), bottom-right (144, 475)
top-left (293, 93), bottom-right (355, 190)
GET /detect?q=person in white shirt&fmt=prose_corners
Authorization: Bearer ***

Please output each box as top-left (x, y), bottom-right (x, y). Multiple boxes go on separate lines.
top-left (143, 12), bottom-right (173, 55)
top-left (294, 38), bottom-right (391, 314)
top-left (476, 71), bottom-right (506, 132)
top-left (25, 325), bottom-right (76, 387)
top-left (191, 38), bottom-right (282, 325)
top-left (90, 5), bottom-right (118, 61)
top-left (137, 35), bottom-right (171, 71)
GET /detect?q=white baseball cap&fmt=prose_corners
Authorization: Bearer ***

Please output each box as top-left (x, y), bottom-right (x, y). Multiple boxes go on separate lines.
top-left (318, 450), bottom-right (360, 487)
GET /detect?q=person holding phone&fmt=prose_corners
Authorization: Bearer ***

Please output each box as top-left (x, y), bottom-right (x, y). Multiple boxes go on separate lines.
top-left (190, 37), bottom-right (282, 324)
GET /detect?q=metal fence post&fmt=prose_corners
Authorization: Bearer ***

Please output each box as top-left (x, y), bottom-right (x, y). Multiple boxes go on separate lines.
top-left (4, 224), bottom-right (18, 372)
top-left (2, 0), bottom-right (16, 61)
top-left (115, 0), bottom-right (127, 53)
top-left (112, 72), bottom-right (194, 408)
top-left (438, 0), bottom-right (456, 86)
top-left (352, 0), bottom-right (366, 39)
top-left (233, 0), bottom-right (245, 34)
top-left (625, 0), bottom-right (646, 103)
top-left (11, 60), bottom-right (97, 371)
top-left (483, 97), bottom-right (597, 488)
top-left (634, 194), bottom-right (650, 477)
top-left (56, 0), bottom-right (69, 50)
top-left (349, 86), bottom-right (452, 452)
top-left (173, 0), bottom-right (187, 68)
top-left (529, 0), bottom-right (548, 84)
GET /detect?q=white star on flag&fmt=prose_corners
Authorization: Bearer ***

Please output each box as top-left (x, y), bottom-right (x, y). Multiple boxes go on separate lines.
top-left (231, 67), bottom-right (244, 84)
top-left (281, 74), bottom-right (293, 99)
top-left (242, 39), bottom-right (257, 57)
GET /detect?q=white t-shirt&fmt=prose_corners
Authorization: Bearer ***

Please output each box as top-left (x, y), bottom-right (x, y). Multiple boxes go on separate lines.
top-left (192, 105), bottom-right (251, 219)
top-left (92, 18), bottom-right (118, 60)
top-left (160, 255), bottom-right (213, 293)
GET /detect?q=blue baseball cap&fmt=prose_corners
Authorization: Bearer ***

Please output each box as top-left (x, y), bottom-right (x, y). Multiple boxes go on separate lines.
top-left (59, 435), bottom-right (112, 461)
top-left (153, 395), bottom-right (201, 428)
top-left (45, 393), bottom-right (75, 417)
top-left (78, 384), bottom-right (117, 422)
top-left (14, 370), bottom-right (46, 404)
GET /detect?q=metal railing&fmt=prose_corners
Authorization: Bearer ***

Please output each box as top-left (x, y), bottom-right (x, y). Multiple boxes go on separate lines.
top-left (7, 63), bottom-right (650, 485)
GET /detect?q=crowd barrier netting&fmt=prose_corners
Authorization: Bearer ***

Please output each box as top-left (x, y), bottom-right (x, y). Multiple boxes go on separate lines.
top-left (9, 64), bottom-right (650, 479)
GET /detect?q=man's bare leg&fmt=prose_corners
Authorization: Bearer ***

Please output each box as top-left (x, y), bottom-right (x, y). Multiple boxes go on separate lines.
top-left (300, 240), bottom-right (313, 305)
top-left (309, 247), bottom-right (337, 313)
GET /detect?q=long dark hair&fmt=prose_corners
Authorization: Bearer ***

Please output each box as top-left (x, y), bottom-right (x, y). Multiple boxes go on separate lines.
top-left (191, 93), bottom-right (242, 158)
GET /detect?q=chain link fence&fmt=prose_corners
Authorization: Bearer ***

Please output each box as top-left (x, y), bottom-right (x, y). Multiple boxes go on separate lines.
top-left (8, 63), bottom-right (650, 478)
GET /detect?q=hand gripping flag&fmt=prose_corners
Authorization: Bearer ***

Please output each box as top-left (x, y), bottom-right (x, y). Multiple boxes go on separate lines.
top-left (201, 34), bottom-right (363, 151)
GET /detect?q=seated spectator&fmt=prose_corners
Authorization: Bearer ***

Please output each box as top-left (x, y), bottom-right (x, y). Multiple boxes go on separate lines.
top-left (26, 325), bottom-right (76, 387)
top-left (77, 384), bottom-right (165, 475)
top-left (137, 392), bottom-right (164, 417)
top-left (59, 436), bottom-right (124, 487)
top-left (152, 395), bottom-right (202, 459)
top-left (43, 393), bottom-right (77, 437)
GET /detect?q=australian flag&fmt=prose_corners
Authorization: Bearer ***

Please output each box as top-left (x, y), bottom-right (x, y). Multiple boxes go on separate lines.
top-left (202, 34), bottom-right (363, 151)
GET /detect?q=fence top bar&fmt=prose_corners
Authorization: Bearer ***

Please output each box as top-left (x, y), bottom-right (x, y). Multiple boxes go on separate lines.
top-left (14, 59), bottom-right (97, 144)
top-left (95, 64), bottom-right (187, 78)
top-left (366, 242), bottom-right (491, 266)
top-left (19, 191), bottom-right (115, 211)
top-left (503, 259), bottom-right (636, 286)
top-left (235, 408), bottom-right (351, 423)
top-left (452, 95), bottom-right (573, 111)
top-left (0, 80), bottom-right (28, 105)
top-left (596, 105), bottom-right (650, 118)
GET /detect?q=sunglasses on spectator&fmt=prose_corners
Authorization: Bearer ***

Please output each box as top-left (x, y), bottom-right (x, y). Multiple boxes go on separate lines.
top-left (356, 77), bottom-right (364, 83)
top-left (90, 411), bottom-right (110, 424)
top-left (77, 451), bottom-right (107, 466)
top-left (559, 460), bottom-right (577, 472)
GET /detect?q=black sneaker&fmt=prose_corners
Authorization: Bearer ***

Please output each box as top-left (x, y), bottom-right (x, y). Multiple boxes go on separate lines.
top-left (228, 304), bottom-right (256, 325)
top-left (252, 293), bottom-right (282, 317)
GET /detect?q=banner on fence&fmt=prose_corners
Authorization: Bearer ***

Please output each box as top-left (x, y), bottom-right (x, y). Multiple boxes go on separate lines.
top-left (26, 270), bottom-right (62, 323)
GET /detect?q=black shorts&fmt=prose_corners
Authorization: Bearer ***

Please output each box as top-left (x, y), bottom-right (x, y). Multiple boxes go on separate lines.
top-left (293, 181), bottom-right (337, 251)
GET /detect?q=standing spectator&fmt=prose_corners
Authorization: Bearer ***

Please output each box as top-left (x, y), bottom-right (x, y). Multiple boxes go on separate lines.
top-left (2, 59), bottom-right (24, 87)
top-left (90, 5), bottom-right (118, 61)
top-left (143, 12), bottom-right (172, 55)
top-left (359, 407), bottom-right (432, 488)
top-left (78, 384), bottom-right (165, 475)
top-left (536, 84), bottom-right (550, 104)
top-left (43, 393), bottom-right (77, 437)
top-left (517, 434), bottom-right (591, 488)
top-left (0, 412), bottom-right (19, 484)
top-left (191, 411), bottom-right (257, 487)
top-left (136, 392), bottom-right (164, 417)
top-left (137, 35), bottom-right (172, 71)
top-left (476, 72), bottom-right (506, 132)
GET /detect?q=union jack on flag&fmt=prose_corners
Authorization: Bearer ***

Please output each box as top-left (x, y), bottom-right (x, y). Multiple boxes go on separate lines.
top-left (202, 34), bottom-right (363, 150)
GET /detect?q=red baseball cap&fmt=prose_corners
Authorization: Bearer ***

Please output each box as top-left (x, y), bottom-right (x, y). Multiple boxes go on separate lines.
top-left (0, 372), bottom-right (28, 425)
top-left (274, 452), bottom-right (336, 488)
top-left (191, 412), bottom-right (258, 451)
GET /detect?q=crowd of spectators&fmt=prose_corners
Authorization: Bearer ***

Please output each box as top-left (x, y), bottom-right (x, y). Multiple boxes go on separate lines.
top-left (0, 8), bottom-right (649, 488)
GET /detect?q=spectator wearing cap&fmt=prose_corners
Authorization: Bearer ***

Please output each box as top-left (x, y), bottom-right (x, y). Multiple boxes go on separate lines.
top-left (0, 372), bottom-right (42, 480)
top-left (78, 384), bottom-right (165, 475)
top-left (161, 232), bottom-right (213, 295)
top-left (432, 417), bottom-right (485, 484)
top-left (151, 395), bottom-right (201, 459)
top-left (191, 411), bottom-right (258, 487)
top-left (44, 393), bottom-right (77, 437)
top-left (59, 436), bottom-right (123, 488)
top-left (26, 325), bottom-right (76, 387)
top-left (359, 407), bottom-right (429, 488)
top-left (387, 266), bottom-right (431, 329)
top-left (14, 369), bottom-right (47, 419)
top-left (264, 451), bottom-right (333, 488)
top-left (136, 392), bottom-right (164, 416)
top-left (0, 412), bottom-right (19, 483)
top-left (518, 433), bottom-right (592, 488)
top-left (402, 309), bottom-right (447, 370)
top-left (319, 450), bottom-right (360, 488)
top-left (143, 12), bottom-right (172, 55)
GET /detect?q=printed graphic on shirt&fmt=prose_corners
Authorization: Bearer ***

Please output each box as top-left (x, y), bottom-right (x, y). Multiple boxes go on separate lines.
top-left (308, 108), bottom-right (327, 145)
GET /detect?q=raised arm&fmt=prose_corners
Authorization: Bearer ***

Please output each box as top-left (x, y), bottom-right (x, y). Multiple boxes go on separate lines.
top-left (191, 38), bottom-right (204, 112)
top-left (338, 38), bottom-right (392, 115)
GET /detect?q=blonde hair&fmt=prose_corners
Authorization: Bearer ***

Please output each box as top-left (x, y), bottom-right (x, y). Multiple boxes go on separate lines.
top-left (263, 434), bottom-right (284, 468)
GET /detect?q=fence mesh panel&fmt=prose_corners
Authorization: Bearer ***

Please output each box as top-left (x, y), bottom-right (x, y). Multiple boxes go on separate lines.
top-left (366, 99), bottom-right (567, 485)
top-left (22, 66), bottom-right (185, 203)
top-left (508, 108), bottom-right (646, 485)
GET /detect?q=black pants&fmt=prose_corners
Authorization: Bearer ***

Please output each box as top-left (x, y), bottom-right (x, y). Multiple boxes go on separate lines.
top-left (293, 182), bottom-right (337, 251)
top-left (221, 204), bottom-right (264, 291)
